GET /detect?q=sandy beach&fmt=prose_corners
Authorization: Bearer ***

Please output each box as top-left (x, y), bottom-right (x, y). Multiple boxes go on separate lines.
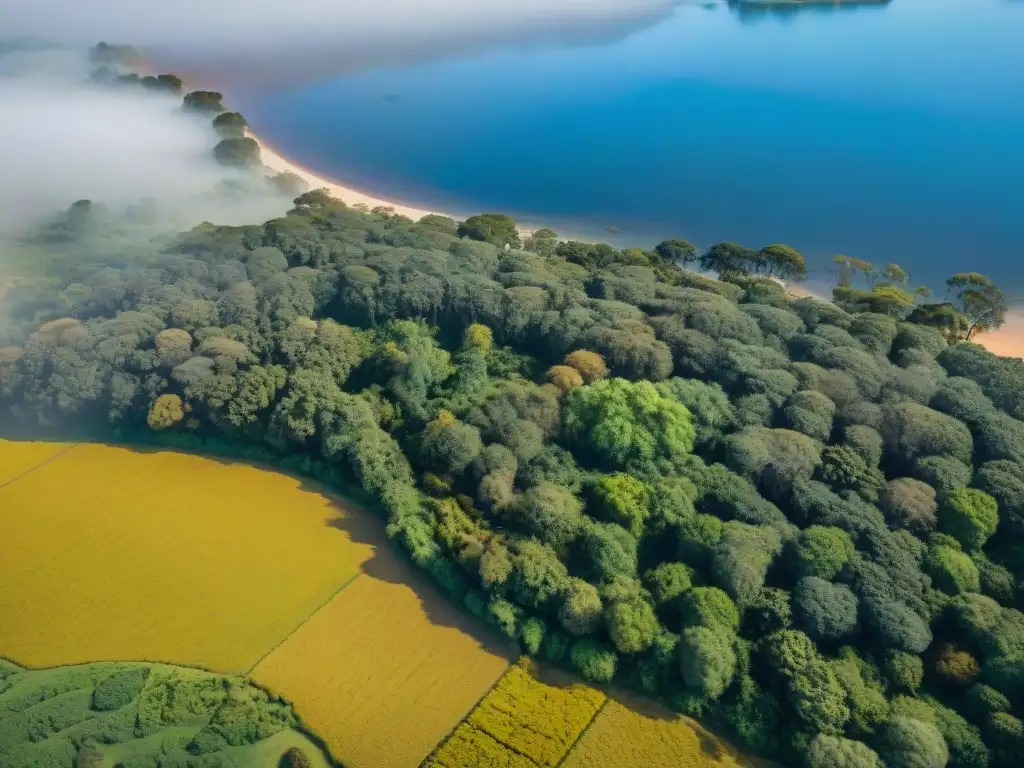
top-left (254, 126), bottom-right (1024, 361)
top-left (253, 131), bottom-right (450, 222)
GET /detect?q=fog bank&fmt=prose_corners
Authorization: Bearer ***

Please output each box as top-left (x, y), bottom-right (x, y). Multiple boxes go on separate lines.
top-left (0, 49), bottom-right (293, 239)
top-left (4, 0), bottom-right (677, 90)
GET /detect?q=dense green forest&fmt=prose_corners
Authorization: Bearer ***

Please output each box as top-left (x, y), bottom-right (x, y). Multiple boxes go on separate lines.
top-left (3, 45), bottom-right (1024, 768)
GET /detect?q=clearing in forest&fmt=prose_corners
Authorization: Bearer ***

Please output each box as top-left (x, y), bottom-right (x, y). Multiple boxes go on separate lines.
top-left (251, 570), bottom-right (513, 768)
top-left (561, 691), bottom-right (761, 768)
top-left (425, 661), bottom-right (606, 768)
top-left (0, 440), bottom-right (380, 672)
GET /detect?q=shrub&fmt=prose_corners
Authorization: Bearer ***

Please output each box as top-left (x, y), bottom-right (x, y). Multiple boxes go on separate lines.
top-left (569, 638), bottom-right (617, 683)
top-left (92, 667), bottom-right (150, 711)
top-left (279, 746), bottom-right (311, 768)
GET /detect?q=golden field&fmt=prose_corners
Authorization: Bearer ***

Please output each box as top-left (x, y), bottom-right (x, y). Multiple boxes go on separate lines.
top-left (0, 438), bottom-right (73, 485)
top-left (0, 440), bottom-right (382, 672)
top-left (562, 692), bottom-right (760, 768)
top-left (251, 570), bottom-right (512, 768)
top-left (427, 661), bottom-right (606, 768)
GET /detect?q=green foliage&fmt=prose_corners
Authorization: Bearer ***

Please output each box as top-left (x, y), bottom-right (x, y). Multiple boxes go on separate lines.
top-left (940, 488), bottom-right (999, 551)
top-left (605, 599), bottom-right (660, 654)
top-left (280, 746), bottom-right (312, 768)
top-left (886, 651), bottom-right (925, 693)
top-left (5, 119), bottom-right (1024, 768)
top-left (878, 716), bottom-right (950, 768)
top-left (789, 525), bottom-right (854, 581)
top-left (680, 587), bottom-right (740, 633)
top-left (213, 137), bottom-right (260, 167)
top-left (569, 638), bottom-right (617, 683)
top-left (92, 667), bottom-right (149, 711)
top-left (592, 473), bottom-right (650, 536)
top-left (793, 578), bottom-right (859, 642)
top-left (456, 213), bottom-right (521, 248)
top-left (563, 378), bottom-right (695, 470)
top-left (806, 735), bottom-right (882, 768)
top-left (679, 626), bottom-right (737, 700)
top-left (925, 544), bottom-right (980, 594)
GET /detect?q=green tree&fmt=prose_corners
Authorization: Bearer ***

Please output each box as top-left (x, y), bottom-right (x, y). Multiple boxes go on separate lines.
top-left (655, 238), bottom-right (698, 265)
top-left (679, 626), bottom-right (737, 700)
top-left (509, 483), bottom-right (584, 551)
top-left (789, 525), bottom-right (854, 581)
top-left (182, 90), bottom-right (225, 113)
top-left (593, 473), bottom-right (650, 536)
top-left (570, 638), bottom-right (617, 683)
top-left (807, 735), bottom-right (881, 768)
top-left (419, 410), bottom-right (482, 476)
top-left (456, 213), bottom-right (521, 248)
top-left (212, 111), bottom-right (248, 138)
top-left (946, 272), bottom-right (1007, 340)
top-left (213, 137), bottom-right (260, 167)
top-left (925, 544), bottom-right (980, 595)
top-left (680, 587), bottom-right (740, 632)
top-left (563, 379), bottom-right (695, 470)
top-left (605, 598), bottom-right (660, 654)
top-left (757, 243), bottom-right (807, 282)
top-left (940, 488), bottom-right (999, 551)
top-left (878, 717), bottom-right (949, 768)
top-left (793, 577), bottom-right (859, 642)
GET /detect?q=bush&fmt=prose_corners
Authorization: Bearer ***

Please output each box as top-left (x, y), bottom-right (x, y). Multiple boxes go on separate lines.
top-left (279, 746), bottom-right (311, 768)
top-left (92, 667), bottom-right (150, 711)
top-left (569, 638), bottom-right (617, 683)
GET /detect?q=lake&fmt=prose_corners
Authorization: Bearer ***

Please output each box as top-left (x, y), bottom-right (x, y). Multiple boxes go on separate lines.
top-left (232, 0), bottom-right (1024, 293)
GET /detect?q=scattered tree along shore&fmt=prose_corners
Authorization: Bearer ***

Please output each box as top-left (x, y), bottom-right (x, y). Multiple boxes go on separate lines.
top-left (3, 41), bottom-right (1024, 768)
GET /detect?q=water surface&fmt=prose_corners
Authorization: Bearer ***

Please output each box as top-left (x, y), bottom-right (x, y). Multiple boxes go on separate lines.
top-left (235, 0), bottom-right (1024, 290)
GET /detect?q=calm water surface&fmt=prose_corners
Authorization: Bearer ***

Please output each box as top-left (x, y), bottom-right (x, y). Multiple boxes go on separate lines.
top-left (236, 0), bottom-right (1024, 290)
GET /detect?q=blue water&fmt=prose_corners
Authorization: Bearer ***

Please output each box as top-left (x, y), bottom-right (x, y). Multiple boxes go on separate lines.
top-left (236, 0), bottom-right (1024, 290)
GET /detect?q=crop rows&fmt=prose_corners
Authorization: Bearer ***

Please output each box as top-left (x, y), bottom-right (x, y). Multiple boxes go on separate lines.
top-left (426, 661), bottom-right (606, 768)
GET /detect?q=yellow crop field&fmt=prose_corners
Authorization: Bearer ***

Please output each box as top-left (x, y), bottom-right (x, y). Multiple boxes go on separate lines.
top-left (0, 438), bottom-right (72, 484)
top-left (251, 570), bottom-right (512, 768)
top-left (0, 440), bottom-right (381, 672)
top-left (427, 661), bottom-right (606, 768)
top-left (561, 693), bottom-right (761, 768)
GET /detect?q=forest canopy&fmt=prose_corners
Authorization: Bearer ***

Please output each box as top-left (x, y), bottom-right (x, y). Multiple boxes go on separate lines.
top-left (2, 49), bottom-right (1023, 768)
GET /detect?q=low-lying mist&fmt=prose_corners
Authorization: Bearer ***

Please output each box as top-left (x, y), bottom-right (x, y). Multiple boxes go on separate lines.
top-left (0, 48), bottom-right (293, 242)
top-left (4, 0), bottom-right (677, 90)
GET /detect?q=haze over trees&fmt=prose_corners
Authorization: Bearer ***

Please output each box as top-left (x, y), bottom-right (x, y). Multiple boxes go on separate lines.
top-left (1, 44), bottom-right (1023, 768)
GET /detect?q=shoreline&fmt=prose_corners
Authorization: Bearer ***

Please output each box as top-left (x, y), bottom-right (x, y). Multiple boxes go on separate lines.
top-left (251, 129), bottom-right (545, 238)
top-left (254, 129), bottom-right (1024, 361)
top-left (252, 130), bottom-right (453, 223)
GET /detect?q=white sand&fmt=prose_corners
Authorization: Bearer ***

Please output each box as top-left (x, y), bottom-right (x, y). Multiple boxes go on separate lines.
top-left (253, 130), bottom-right (448, 221)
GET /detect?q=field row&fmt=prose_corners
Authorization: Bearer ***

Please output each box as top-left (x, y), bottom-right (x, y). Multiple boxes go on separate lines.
top-left (426, 660), bottom-right (761, 768)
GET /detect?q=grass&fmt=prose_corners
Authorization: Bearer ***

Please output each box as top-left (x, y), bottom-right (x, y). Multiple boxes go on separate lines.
top-left (561, 691), bottom-right (762, 768)
top-left (0, 661), bottom-right (331, 767)
top-left (425, 660), bottom-right (606, 768)
top-left (0, 440), bottom-right (380, 672)
top-left (251, 571), bottom-right (512, 768)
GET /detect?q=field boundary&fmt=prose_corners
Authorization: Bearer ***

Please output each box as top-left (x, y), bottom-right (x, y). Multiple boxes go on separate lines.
top-left (418, 661), bottom-right (514, 767)
top-left (553, 695), bottom-right (609, 768)
top-left (244, 571), bottom-right (365, 677)
top-left (0, 441), bottom-right (80, 490)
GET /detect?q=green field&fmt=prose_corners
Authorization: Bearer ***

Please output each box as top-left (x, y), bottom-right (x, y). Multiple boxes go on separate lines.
top-left (0, 658), bottom-right (331, 767)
